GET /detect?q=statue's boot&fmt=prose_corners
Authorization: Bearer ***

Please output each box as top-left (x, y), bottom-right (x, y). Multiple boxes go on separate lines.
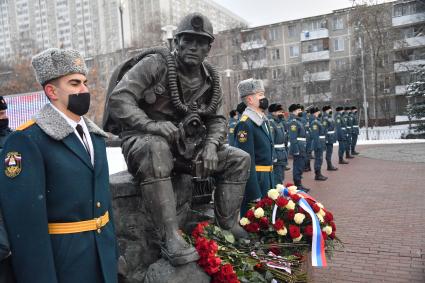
top-left (141, 178), bottom-right (199, 266)
top-left (214, 182), bottom-right (249, 239)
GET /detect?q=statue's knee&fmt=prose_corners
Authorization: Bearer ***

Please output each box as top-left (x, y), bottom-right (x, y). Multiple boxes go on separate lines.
top-left (135, 136), bottom-right (174, 181)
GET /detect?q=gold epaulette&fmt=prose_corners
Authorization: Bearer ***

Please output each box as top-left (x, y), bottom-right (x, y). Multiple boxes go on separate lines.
top-left (16, 119), bottom-right (36, 131)
top-left (240, 115), bottom-right (249, 122)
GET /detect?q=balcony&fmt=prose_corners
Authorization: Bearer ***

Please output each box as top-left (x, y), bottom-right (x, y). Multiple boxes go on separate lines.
top-left (394, 59), bottom-right (425, 72)
top-left (392, 13), bottom-right (425, 27)
top-left (395, 85), bottom-right (407, 95)
top-left (303, 71), bottom-right (331, 82)
top-left (301, 50), bottom-right (330, 62)
top-left (240, 39), bottom-right (267, 51)
top-left (300, 29), bottom-right (329, 41)
top-left (242, 59), bottom-right (267, 70)
top-left (394, 36), bottom-right (425, 49)
top-left (303, 92), bottom-right (332, 103)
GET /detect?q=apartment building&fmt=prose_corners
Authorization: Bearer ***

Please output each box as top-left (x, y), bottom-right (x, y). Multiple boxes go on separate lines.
top-left (209, 0), bottom-right (425, 123)
top-left (0, 0), bottom-right (247, 62)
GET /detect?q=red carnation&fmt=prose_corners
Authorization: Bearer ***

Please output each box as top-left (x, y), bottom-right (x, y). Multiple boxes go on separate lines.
top-left (329, 231), bottom-right (336, 239)
top-left (287, 209), bottom-right (295, 221)
top-left (276, 196), bottom-right (289, 207)
top-left (324, 211), bottom-right (334, 223)
top-left (321, 231), bottom-right (328, 241)
top-left (245, 209), bottom-right (255, 221)
top-left (263, 197), bottom-right (274, 207)
top-left (204, 256), bottom-right (221, 275)
top-left (303, 225), bottom-right (313, 237)
top-left (312, 203), bottom-right (321, 213)
top-left (273, 219), bottom-right (285, 231)
top-left (291, 193), bottom-right (301, 202)
top-left (245, 222), bottom-right (260, 233)
top-left (192, 221), bottom-right (209, 238)
top-left (212, 264), bottom-right (239, 283)
top-left (259, 217), bottom-right (269, 229)
top-left (285, 182), bottom-right (294, 187)
top-left (330, 221), bottom-right (336, 232)
top-left (289, 225), bottom-right (301, 239)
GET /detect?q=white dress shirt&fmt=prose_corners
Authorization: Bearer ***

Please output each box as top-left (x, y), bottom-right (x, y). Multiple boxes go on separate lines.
top-left (50, 103), bottom-right (94, 165)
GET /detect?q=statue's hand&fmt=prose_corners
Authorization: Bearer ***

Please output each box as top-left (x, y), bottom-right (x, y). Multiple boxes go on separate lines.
top-left (201, 143), bottom-right (218, 177)
top-left (145, 121), bottom-right (179, 143)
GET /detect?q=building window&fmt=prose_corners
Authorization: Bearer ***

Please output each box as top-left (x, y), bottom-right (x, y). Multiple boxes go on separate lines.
top-left (332, 16), bottom-right (344, 30)
top-left (269, 27), bottom-right (281, 41)
top-left (334, 38), bottom-right (344, 52)
top-left (289, 45), bottom-right (299, 57)
top-left (334, 59), bottom-right (346, 71)
top-left (292, 86), bottom-right (301, 96)
top-left (288, 25), bottom-right (297, 38)
top-left (272, 68), bottom-right (282, 80)
top-left (232, 55), bottom-right (240, 65)
top-left (271, 48), bottom-right (280, 60)
top-left (303, 19), bottom-right (327, 31)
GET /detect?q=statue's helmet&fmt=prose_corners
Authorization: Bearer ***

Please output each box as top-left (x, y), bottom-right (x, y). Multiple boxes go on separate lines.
top-left (175, 13), bottom-right (214, 42)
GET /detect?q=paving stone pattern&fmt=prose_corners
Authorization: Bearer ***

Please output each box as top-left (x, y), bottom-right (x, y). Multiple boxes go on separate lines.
top-left (291, 144), bottom-right (425, 283)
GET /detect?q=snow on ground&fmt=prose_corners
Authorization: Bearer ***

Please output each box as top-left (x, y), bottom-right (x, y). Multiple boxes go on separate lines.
top-left (106, 138), bottom-right (425, 175)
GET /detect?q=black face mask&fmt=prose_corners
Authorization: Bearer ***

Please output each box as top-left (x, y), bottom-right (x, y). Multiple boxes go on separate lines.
top-left (278, 114), bottom-right (285, 119)
top-left (318, 113), bottom-right (322, 118)
top-left (258, 98), bottom-right (269, 110)
top-left (0, 118), bottom-right (8, 129)
top-left (329, 111), bottom-right (333, 116)
top-left (297, 112), bottom-right (303, 118)
top-left (67, 92), bottom-right (91, 116)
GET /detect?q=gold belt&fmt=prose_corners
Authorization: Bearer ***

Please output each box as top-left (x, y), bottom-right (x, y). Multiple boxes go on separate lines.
top-left (255, 165), bottom-right (273, 172)
top-left (48, 211), bottom-right (109, 234)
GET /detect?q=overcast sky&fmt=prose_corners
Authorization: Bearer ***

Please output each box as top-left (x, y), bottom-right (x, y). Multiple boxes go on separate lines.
top-left (213, 0), bottom-right (355, 27)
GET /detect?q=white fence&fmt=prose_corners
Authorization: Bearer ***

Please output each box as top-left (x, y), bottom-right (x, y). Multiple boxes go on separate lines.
top-left (358, 128), bottom-right (411, 140)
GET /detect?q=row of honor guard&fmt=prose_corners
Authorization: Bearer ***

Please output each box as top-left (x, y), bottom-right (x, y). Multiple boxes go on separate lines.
top-left (227, 91), bottom-right (360, 212)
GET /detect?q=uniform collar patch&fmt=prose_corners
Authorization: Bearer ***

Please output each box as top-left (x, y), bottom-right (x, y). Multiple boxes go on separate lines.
top-left (4, 152), bottom-right (22, 178)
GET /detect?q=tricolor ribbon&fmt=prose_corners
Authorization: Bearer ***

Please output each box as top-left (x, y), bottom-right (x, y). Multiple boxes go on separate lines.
top-left (272, 187), bottom-right (327, 267)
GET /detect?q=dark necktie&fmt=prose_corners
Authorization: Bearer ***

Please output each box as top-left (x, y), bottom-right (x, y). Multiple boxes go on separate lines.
top-left (75, 124), bottom-right (91, 158)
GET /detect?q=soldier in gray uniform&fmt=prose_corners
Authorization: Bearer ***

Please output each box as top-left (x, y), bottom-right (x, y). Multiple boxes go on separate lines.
top-left (322, 105), bottom-right (338, 171)
top-left (104, 13), bottom-right (250, 266)
top-left (350, 106), bottom-right (360, 155)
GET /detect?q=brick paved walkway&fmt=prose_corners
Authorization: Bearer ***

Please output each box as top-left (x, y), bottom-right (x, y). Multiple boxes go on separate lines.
top-left (293, 143), bottom-right (425, 283)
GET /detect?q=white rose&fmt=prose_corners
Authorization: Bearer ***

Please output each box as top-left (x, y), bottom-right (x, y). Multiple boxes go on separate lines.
top-left (288, 186), bottom-right (298, 193)
top-left (317, 202), bottom-right (324, 209)
top-left (322, 225), bottom-right (332, 235)
top-left (239, 217), bottom-right (250, 226)
top-left (277, 227), bottom-right (287, 236)
top-left (267, 189), bottom-right (280, 200)
top-left (316, 213), bottom-right (324, 223)
top-left (276, 184), bottom-right (284, 192)
top-left (293, 234), bottom-right (303, 242)
top-left (318, 209), bottom-right (326, 217)
top-left (254, 207), bottom-right (264, 218)
top-left (294, 213), bottom-right (306, 224)
top-left (285, 200), bottom-right (296, 210)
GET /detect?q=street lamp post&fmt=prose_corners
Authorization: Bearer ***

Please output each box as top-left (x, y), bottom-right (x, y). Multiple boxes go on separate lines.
top-left (355, 23), bottom-right (369, 140)
top-left (359, 35), bottom-right (369, 140)
top-left (119, 1), bottom-right (126, 58)
top-left (161, 25), bottom-right (177, 51)
top-left (224, 69), bottom-right (233, 108)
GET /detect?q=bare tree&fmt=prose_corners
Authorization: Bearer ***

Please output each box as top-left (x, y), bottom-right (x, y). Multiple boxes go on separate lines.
top-left (350, 0), bottom-right (396, 125)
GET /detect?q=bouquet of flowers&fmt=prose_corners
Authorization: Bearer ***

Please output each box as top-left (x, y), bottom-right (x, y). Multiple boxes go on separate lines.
top-left (190, 221), bottom-right (307, 283)
top-left (240, 183), bottom-right (338, 267)
top-left (188, 184), bottom-right (340, 282)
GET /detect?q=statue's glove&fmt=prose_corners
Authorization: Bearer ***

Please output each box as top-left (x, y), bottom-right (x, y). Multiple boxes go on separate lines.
top-left (201, 142), bottom-right (218, 178)
top-left (145, 121), bottom-right (179, 143)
